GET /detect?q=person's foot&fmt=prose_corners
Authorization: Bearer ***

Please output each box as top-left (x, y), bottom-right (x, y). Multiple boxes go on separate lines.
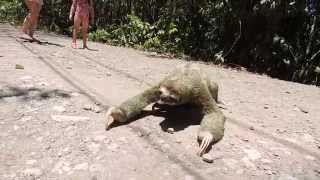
top-left (22, 28), bottom-right (29, 35)
top-left (71, 42), bottom-right (77, 49)
top-left (27, 29), bottom-right (35, 39)
top-left (31, 36), bottom-right (41, 43)
top-left (30, 35), bottom-right (41, 43)
top-left (83, 45), bottom-right (88, 49)
top-left (18, 27), bottom-right (29, 38)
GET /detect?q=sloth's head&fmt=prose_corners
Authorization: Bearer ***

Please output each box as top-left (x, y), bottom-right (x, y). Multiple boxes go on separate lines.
top-left (158, 76), bottom-right (192, 106)
top-left (158, 86), bottom-right (185, 106)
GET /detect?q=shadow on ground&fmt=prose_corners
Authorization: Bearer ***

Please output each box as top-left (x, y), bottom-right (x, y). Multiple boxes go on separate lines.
top-left (18, 37), bottom-right (64, 47)
top-left (0, 86), bottom-right (71, 101)
top-left (110, 103), bottom-right (203, 132)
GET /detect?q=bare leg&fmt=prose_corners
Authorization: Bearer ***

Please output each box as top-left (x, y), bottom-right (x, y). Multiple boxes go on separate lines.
top-left (29, 3), bottom-right (41, 39)
top-left (28, 3), bottom-right (41, 40)
top-left (81, 14), bottom-right (89, 49)
top-left (22, 14), bottom-right (31, 35)
top-left (22, 0), bottom-right (33, 35)
top-left (72, 14), bottom-right (81, 49)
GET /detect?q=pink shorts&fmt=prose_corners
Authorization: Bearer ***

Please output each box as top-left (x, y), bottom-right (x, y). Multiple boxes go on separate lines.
top-left (26, 0), bottom-right (43, 6)
top-left (75, 0), bottom-right (90, 19)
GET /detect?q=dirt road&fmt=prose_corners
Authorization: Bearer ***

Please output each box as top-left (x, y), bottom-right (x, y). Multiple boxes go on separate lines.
top-left (0, 24), bottom-right (319, 180)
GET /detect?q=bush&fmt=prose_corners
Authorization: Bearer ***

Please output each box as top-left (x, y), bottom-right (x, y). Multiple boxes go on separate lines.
top-left (0, 0), bottom-right (26, 23)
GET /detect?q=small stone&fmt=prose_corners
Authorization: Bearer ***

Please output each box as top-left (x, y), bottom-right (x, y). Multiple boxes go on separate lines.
top-left (243, 148), bottom-right (261, 160)
top-left (62, 165), bottom-right (71, 172)
top-left (62, 147), bottom-right (71, 155)
top-left (242, 138), bottom-right (249, 142)
top-left (45, 145), bottom-right (52, 150)
top-left (71, 92), bottom-right (80, 97)
top-left (93, 135), bottom-right (107, 142)
top-left (236, 169), bottom-right (244, 174)
top-left (53, 106), bottom-right (66, 113)
top-left (13, 125), bottom-right (20, 131)
top-left (83, 104), bottom-right (102, 113)
top-left (82, 137), bottom-right (90, 142)
top-left (38, 82), bottom-right (49, 86)
top-left (20, 116), bottom-right (32, 122)
top-left (26, 160), bottom-right (37, 165)
top-left (22, 168), bottom-right (42, 177)
top-left (298, 106), bottom-right (308, 113)
top-left (92, 107), bottom-right (102, 113)
top-left (83, 105), bottom-right (92, 110)
top-left (278, 175), bottom-right (299, 180)
top-left (276, 128), bottom-right (287, 134)
top-left (163, 171), bottom-right (170, 176)
top-left (262, 165), bottom-right (271, 170)
top-left (20, 76), bottom-right (32, 80)
top-left (87, 143), bottom-right (101, 154)
top-left (272, 153), bottom-right (280, 158)
top-left (294, 106), bottom-right (309, 113)
top-left (107, 143), bottom-right (119, 152)
top-left (74, 163), bottom-right (89, 170)
top-left (265, 170), bottom-right (273, 175)
top-left (36, 137), bottom-right (43, 142)
top-left (261, 158), bottom-right (272, 164)
top-left (166, 128), bottom-right (174, 134)
top-left (241, 157), bottom-right (256, 168)
top-left (283, 149), bottom-right (292, 156)
top-left (303, 133), bottom-right (315, 143)
top-left (58, 152), bottom-right (62, 157)
top-left (249, 126), bottom-right (255, 130)
top-left (118, 137), bottom-right (127, 143)
top-left (66, 66), bottom-right (72, 69)
top-left (137, 132), bottom-right (143, 137)
top-left (52, 161), bottom-right (70, 174)
top-left (184, 175), bottom-right (195, 180)
top-left (51, 115), bottom-right (89, 122)
top-left (222, 158), bottom-right (239, 169)
top-left (89, 164), bottom-right (103, 172)
top-left (15, 64), bottom-right (24, 69)
top-left (162, 143), bottom-right (170, 149)
top-left (202, 154), bottom-right (214, 163)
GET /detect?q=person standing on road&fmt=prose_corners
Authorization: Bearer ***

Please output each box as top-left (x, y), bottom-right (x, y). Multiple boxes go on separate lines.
top-left (21, 0), bottom-right (43, 41)
top-left (69, 0), bottom-right (94, 49)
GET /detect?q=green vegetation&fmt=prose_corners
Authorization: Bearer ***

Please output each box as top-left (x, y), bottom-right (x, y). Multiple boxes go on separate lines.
top-left (0, 0), bottom-right (25, 22)
top-left (1, 0), bottom-right (319, 85)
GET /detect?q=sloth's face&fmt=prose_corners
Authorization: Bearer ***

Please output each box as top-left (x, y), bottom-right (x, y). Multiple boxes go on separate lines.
top-left (158, 86), bottom-right (181, 106)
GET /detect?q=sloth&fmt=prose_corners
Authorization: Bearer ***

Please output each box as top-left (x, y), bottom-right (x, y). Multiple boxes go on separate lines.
top-left (105, 64), bottom-right (226, 156)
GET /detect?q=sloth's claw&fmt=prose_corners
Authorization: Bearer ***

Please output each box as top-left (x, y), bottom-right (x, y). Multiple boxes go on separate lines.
top-left (198, 134), bottom-right (213, 156)
top-left (105, 107), bottom-right (116, 130)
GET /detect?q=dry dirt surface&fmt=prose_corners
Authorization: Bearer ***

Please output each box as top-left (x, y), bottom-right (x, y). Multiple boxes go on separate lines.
top-left (0, 23), bottom-right (319, 180)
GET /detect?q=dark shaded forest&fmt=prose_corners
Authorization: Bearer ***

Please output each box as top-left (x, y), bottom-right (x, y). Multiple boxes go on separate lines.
top-left (1, 0), bottom-right (319, 86)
